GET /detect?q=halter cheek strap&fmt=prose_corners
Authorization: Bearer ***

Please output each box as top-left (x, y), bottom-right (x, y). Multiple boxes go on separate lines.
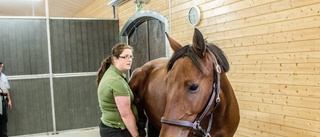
top-left (161, 52), bottom-right (221, 137)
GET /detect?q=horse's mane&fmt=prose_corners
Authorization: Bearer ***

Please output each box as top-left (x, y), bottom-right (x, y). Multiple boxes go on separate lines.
top-left (166, 42), bottom-right (230, 73)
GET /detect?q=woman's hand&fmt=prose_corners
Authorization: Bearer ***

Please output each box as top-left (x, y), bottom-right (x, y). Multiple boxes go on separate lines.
top-left (7, 100), bottom-right (12, 109)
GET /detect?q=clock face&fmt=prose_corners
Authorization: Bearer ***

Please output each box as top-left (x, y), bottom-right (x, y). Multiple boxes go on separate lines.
top-left (188, 6), bottom-right (201, 26)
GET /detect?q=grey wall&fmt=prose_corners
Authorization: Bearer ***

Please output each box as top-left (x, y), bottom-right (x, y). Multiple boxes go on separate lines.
top-left (50, 19), bottom-right (117, 73)
top-left (0, 19), bottom-right (49, 75)
top-left (0, 18), bottom-right (119, 136)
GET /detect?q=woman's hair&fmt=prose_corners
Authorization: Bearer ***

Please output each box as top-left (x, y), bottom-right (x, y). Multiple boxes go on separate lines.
top-left (96, 43), bottom-right (133, 85)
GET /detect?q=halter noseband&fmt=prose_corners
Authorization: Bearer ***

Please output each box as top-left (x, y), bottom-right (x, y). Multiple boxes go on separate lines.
top-left (161, 52), bottom-right (221, 137)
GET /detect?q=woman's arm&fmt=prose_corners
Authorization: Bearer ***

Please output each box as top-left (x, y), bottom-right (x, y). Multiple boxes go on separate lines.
top-left (7, 89), bottom-right (12, 109)
top-left (115, 96), bottom-right (139, 137)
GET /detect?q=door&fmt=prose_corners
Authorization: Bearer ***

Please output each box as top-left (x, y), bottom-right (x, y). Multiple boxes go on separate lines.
top-left (128, 19), bottom-right (166, 73)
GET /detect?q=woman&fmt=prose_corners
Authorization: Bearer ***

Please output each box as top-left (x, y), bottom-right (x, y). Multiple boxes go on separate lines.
top-left (96, 43), bottom-right (140, 137)
top-left (0, 61), bottom-right (12, 137)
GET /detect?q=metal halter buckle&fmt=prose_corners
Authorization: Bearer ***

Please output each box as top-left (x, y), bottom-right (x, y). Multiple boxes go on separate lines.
top-left (193, 121), bottom-right (201, 130)
top-left (216, 65), bottom-right (221, 73)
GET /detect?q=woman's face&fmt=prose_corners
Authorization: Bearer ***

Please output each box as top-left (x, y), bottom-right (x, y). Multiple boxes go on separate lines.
top-left (114, 49), bottom-right (133, 72)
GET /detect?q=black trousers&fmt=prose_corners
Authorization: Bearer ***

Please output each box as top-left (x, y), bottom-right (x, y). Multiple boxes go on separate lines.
top-left (0, 100), bottom-right (8, 137)
top-left (99, 121), bottom-right (131, 137)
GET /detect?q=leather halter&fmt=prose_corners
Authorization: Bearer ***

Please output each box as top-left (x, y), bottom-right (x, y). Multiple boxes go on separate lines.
top-left (161, 52), bottom-right (221, 137)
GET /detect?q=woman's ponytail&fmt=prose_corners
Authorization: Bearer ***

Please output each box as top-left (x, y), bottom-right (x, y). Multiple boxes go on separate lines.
top-left (96, 56), bottom-right (112, 85)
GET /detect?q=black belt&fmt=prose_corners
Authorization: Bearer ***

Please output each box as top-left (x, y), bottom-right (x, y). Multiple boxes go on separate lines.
top-left (0, 93), bottom-right (7, 96)
top-left (100, 121), bottom-right (109, 128)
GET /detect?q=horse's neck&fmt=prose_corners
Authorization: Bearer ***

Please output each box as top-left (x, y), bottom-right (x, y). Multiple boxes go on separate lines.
top-left (219, 72), bottom-right (235, 98)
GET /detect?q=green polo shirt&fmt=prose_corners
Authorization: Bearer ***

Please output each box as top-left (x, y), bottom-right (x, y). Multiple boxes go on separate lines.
top-left (97, 65), bottom-right (138, 130)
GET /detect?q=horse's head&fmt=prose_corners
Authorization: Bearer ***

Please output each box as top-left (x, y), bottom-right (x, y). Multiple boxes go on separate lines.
top-left (160, 28), bottom-right (229, 136)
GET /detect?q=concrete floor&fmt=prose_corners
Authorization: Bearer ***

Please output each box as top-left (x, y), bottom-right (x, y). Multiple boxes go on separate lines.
top-left (11, 127), bottom-right (99, 137)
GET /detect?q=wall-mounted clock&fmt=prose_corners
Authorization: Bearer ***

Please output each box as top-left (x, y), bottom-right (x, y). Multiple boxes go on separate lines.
top-left (188, 6), bottom-right (201, 26)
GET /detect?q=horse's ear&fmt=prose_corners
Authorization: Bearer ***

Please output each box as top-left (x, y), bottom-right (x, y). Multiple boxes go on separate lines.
top-left (165, 32), bottom-right (182, 52)
top-left (192, 28), bottom-right (206, 58)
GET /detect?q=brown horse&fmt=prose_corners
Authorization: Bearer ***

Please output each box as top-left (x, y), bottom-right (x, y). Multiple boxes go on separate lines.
top-left (129, 28), bottom-right (240, 137)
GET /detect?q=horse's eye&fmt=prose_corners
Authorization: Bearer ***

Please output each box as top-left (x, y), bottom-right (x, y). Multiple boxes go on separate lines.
top-left (188, 84), bottom-right (199, 93)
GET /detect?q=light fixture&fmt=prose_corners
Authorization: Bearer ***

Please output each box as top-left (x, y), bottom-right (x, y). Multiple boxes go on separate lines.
top-left (107, 0), bottom-right (128, 18)
top-left (107, 0), bottom-right (127, 6)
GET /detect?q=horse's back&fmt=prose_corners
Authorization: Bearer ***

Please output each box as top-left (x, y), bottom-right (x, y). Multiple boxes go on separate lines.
top-left (130, 57), bottom-right (168, 90)
top-left (130, 57), bottom-right (168, 87)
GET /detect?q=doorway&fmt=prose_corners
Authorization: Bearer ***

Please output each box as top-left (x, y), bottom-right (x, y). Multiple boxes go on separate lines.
top-left (120, 10), bottom-right (169, 75)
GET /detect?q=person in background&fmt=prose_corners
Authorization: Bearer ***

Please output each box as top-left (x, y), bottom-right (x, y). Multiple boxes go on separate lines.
top-left (96, 43), bottom-right (142, 137)
top-left (0, 61), bottom-right (12, 137)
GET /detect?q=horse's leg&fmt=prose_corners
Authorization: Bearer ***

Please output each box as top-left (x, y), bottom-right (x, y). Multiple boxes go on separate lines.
top-left (147, 120), bottom-right (160, 137)
top-left (132, 94), bottom-right (147, 136)
top-left (137, 116), bottom-right (147, 136)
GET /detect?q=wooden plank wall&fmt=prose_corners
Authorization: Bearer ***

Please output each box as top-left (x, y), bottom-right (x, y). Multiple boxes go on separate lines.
top-left (76, 0), bottom-right (320, 136)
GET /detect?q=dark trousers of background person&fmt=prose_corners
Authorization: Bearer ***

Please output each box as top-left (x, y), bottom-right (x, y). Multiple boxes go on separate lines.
top-left (0, 99), bottom-right (8, 137)
top-left (99, 121), bottom-right (131, 137)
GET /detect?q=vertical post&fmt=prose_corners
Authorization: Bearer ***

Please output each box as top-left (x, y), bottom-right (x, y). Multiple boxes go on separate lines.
top-left (112, 5), bottom-right (116, 18)
top-left (45, 0), bottom-right (57, 134)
